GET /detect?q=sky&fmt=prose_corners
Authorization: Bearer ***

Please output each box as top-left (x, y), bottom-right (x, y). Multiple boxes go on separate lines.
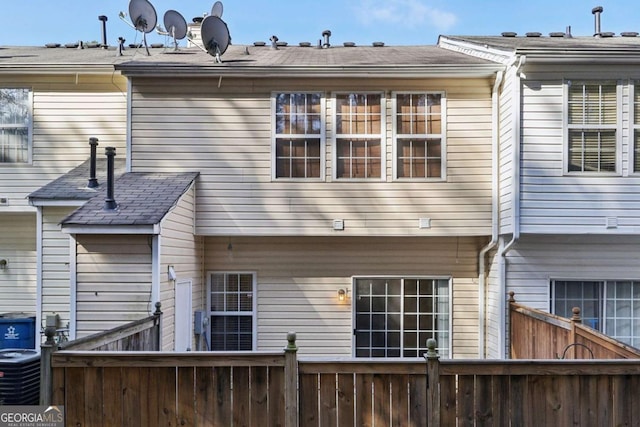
top-left (0, 1), bottom-right (638, 48)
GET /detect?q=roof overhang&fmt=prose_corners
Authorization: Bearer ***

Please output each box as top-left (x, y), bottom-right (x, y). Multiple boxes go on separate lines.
top-left (0, 65), bottom-right (122, 75)
top-left (29, 199), bottom-right (87, 207)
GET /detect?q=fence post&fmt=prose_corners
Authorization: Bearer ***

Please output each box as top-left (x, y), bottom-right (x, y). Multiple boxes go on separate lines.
top-left (426, 338), bottom-right (440, 427)
top-left (153, 302), bottom-right (163, 351)
top-left (570, 307), bottom-right (581, 359)
top-left (284, 332), bottom-right (298, 427)
top-left (39, 321), bottom-right (58, 405)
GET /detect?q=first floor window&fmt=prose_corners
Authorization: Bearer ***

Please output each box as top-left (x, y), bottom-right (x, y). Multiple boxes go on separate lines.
top-left (0, 88), bottom-right (31, 164)
top-left (552, 280), bottom-right (640, 348)
top-left (354, 277), bottom-right (450, 358)
top-left (208, 272), bottom-right (255, 351)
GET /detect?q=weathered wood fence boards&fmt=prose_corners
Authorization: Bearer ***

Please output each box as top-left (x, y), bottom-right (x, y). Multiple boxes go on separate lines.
top-left (509, 293), bottom-right (640, 359)
top-left (435, 360), bottom-right (640, 426)
top-left (298, 361), bottom-right (425, 427)
top-left (51, 353), bottom-right (288, 427)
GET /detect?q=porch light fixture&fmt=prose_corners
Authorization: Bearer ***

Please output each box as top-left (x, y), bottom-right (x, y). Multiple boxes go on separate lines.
top-left (0, 259), bottom-right (6, 270)
top-left (338, 288), bottom-right (346, 302)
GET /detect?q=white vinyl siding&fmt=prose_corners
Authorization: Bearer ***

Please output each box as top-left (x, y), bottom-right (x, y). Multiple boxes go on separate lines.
top-left (41, 207), bottom-right (75, 332)
top-left (205, 235), bottom-right (483, 359)
top-left (498, 69), bottom-right (517, 235)
top-left (519, 77), bottom-right (640, 234)
top-left (0, 213), bottom-right (36, 314)
top-left (503, 234), bottom-right (640, 311)
top-left (130, 77), bottom-right (493, 237)
top-left (0, 75), bottom-right (127, 209)
top-left (75, 235), bottom-right (152, 337)
top-left (159, 184), bottom-right (201, 351)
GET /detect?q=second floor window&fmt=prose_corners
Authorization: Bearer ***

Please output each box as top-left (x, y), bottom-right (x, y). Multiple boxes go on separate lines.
top-left (395, 93), bottom-right (443, 179)
top-left (274, 93), bottom-right (322, 179)
top-left (0, 88), bottom-right (31, 164)
top-left (335, 93), bottom-right (384, 179)
top-left (566, 81), bottom-right (617, 173)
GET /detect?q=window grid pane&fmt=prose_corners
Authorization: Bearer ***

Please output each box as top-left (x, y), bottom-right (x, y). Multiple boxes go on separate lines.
top-left (0, 88), bottom-right (30, 164)
top-left (274, 93), bottom-right (322, 178)
top-left (210, 273), bottom-right (254, 351)
top-left (335, 94), bottom-right (383, 179)
top-left (567, 82), bottom-right (617, 173)
top-left (396, 93), bottom-right (443, 179)
top-left (355, 278), bottom-right (450, 358)
top-left (553, 280), bottom-right (602, 330)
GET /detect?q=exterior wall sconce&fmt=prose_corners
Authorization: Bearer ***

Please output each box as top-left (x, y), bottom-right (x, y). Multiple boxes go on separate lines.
top-left (0, 259), bottom-right (6, 270)
top-left (338, 288), bottom-right (347, 302)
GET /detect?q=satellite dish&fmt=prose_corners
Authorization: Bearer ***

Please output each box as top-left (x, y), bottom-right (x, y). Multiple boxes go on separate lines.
top-left (211, 1), bottom-right (224, 18)
top-left (128, 0), bottom-right (158, 55)
top-left (201, 15), bottom-right (230, 63)
top-left (159, 10), bottom-right (188, 50)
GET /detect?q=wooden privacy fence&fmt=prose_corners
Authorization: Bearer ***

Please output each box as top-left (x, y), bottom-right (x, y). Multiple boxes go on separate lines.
top-left (509, 292), bottom-right (640, 359)
top-left (40, 303), bottom-right (163, 405)
top-left (50, 335), bottom-right (640, 427)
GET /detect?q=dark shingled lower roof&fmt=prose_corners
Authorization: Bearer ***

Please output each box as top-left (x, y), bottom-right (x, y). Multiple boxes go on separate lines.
top-left (29, 158), bottom-right (126, 201)
top-left (61, 171), bottom-right (199, 226)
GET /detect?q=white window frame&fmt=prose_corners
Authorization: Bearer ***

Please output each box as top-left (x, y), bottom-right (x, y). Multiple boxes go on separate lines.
top-left (0, 87), bottom-right (33, 165)
top-left (332, 92), bottom-right (386, 181)
top-left (271, 92), bottom-right (325, 181)
top-left (392, 91), bottom-right (447, 181)
top-left (206, 271), bottom-right (257, 351)
top-left (351, 275), bottom-right (452, 358)
top-left (563, 80), bottom-right (622, 175)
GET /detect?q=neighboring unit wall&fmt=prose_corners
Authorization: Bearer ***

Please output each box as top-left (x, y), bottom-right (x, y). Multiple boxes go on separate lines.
top-left (74, 234), bottom-right (152, 337)
top-left (0, 213), bottom-right (36, 313)
top-left (130, 77), bottom-right (493, 237)
top-left (205, 236), bottom-right (485, 358)
top-left (505, 234), bottom-right (640, 311)
top-left (518, 67), bottom-right (640, 234)
top-left (484, 245), bottom-right (503, 359)
top-left (159, 184), bottom-right (202, 351)
top-left (498, 68), bottom-right (518, 235)
top-left (0, 75), bottom-right (127, 210)
top-left (41, 207), bottom-right (75, 333)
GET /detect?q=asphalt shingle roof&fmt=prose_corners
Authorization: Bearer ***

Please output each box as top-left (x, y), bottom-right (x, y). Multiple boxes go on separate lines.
top-left (60, 171), bottom-right (199, 227)
top-left (28, 158), bottom-right (126, 202)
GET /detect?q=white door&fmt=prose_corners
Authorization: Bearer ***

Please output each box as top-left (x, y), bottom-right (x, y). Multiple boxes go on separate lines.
top-left (174, 279), bottom-right (192, 351)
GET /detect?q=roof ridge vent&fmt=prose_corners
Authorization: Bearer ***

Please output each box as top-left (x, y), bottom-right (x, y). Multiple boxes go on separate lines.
top-left (600, 31), bottom-right (615, 37)
top-left (525, 32), bottom-right (541, 37)
top-left (621, 31), bottom-right (639, 37)
top-left (549, 32), bottom-right (565, 37)
top-left (501, 32), bottom-right (517, 37)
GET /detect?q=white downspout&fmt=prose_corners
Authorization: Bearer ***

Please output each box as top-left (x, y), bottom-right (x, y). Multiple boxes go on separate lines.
top-left (478, 69), bottom-right (504, 359)
top-left (499, 54), bottom-right (526, 359)
top-left (35, 207), bottom-right (43, 350)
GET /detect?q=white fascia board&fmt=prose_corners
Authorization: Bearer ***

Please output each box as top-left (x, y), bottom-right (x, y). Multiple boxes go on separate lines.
top-left (438, 37), bottom-right (514, 64)
top-left (60, 224), bottom-right (159, 235)
top-left (29, 200), bottom-right (87, 207)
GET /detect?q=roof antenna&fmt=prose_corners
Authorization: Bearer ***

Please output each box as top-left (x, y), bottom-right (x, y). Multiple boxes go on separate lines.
top-left (592, 6), bottom-right (603, 37)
